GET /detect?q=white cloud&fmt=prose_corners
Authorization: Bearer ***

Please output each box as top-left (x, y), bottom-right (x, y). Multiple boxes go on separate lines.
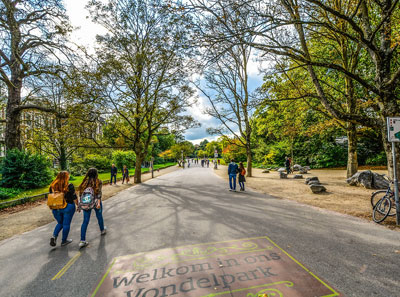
top-left (65, 0), bottom-right (107, 48)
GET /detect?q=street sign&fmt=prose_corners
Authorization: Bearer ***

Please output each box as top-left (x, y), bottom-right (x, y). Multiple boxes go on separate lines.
top-left (387, 117), bottom-right (400, 226)
top-left (214, 153), bottom-right (218, 158)
top-left (387, 117), bottom-right (400, 142)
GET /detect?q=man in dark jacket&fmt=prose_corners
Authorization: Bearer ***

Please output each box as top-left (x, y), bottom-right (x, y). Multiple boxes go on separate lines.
top-left (228, 159), bottom-right (239, 191)
top-left (110, 164), bottom-right (117, 185)
top-left (285, 157), bottom-right (291, 174)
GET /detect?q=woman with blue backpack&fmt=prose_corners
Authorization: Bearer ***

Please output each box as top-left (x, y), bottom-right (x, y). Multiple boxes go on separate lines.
top-left (78, 168), bottom-right (106, 248)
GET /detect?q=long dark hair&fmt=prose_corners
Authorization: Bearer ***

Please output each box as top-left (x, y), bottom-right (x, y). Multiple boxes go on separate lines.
top-left (239, 162), bottom-right (245, 170)
top-left (79, 168), bottom-right (101, 195)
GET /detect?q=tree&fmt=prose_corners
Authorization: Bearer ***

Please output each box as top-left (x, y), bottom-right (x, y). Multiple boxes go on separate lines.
top-left (205, 140), bottom-right (222, 157)
top-left (191, 1), bottom-right (258, 176)
top-left (0, 0), bottom-right (72, 150)
top-left (24, 73), bottom-right (104, 170)
top-left (258, 0), bottom-right (400, 177)
top-left (189, 0), bottom-right (400, 178)
top-left (87, 0), bottom-right (198, 183)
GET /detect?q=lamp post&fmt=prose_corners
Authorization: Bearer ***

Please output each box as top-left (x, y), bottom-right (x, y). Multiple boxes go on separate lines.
top-left (151, 157), bottom-right (154, 178)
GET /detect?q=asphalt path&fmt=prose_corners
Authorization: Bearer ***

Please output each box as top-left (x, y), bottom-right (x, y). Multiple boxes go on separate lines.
top-left (0, 165), bottom-right (399, 297)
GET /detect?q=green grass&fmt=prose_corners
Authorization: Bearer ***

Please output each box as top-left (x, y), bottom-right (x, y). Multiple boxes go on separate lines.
top-left (0, 162), bottom-right (176, 203)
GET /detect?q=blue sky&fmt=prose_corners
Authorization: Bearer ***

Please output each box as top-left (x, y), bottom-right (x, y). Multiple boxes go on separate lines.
top-left (185, 75), bottom-right (265, 144)
top-left (66, 0), bottom-right (266, 145)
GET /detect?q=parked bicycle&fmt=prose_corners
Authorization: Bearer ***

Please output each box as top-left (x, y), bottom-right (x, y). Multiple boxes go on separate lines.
top-left (370, 180), bottom-right (397, 223)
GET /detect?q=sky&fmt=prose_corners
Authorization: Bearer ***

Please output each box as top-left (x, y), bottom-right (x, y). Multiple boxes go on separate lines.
top-left (65, 0), bottom-right (266, 145)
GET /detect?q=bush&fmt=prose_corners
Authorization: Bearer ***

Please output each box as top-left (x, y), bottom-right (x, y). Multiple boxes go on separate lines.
top-left (365, 151), bottom-right (387, 165)
top-left (112, 150), bottom-right (136, 171)
top-left (0, 149), bottom-right (53, 189)
top-left (0, 187), bottom-right (22, 200)
top-left (83, 154), bottom-right (110, 172)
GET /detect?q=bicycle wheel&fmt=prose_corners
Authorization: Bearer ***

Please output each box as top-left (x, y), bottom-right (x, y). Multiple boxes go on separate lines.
top-left (388, 199), bottom-right (397, 216)
top-left (371, 190), bottom-right (388, 208)
top-left (373, 197), bottom-right (391, 223)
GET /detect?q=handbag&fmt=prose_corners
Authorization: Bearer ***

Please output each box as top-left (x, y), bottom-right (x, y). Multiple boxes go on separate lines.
top-left (47, 191), bottom-right (67, 209)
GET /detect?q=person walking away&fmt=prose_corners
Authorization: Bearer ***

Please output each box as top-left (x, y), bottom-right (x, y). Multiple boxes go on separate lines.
top-left (228, 159), bottom-right (239, 191)
top-left (285, 157), bottom-right (291, 174)
top-left (218, 159), bottom-right (220, 165)
top-left (122, 165), bottom-right (129, 184)
top-left (49, 171), bottom-right (78, 247)
top-left (78, 168), bottom-right (106, 248)
top-left (207, 159), bottom-right (209, 168)
top-left (110, 163), bottom-right (117, 185)
top-left (238, 162), bottom-right (246, 191)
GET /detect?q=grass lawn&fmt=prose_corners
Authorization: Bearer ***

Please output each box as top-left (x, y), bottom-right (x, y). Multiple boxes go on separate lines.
top-left (1, 162), bottom-right (176, 203)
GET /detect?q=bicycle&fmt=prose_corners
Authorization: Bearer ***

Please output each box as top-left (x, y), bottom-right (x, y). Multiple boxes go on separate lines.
top-left (371, 180), bottom-right (398, 223)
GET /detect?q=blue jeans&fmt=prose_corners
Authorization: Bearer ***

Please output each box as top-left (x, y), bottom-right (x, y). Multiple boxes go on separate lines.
top-left (110, 174), bottom-right (116, 184)
top-left (239, 181), bottom-right (245, 190)
top-left (80, 202), bottom-right (105, 241)
top-left (229, 174), bottom-right (237, 190)
top-left (52, 203), bottom-right (76, 242)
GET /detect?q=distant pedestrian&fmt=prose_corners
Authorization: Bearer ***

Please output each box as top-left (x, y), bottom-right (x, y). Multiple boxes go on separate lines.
top-left (122, 165), bottom-right (129, 184)
top-left (207, 159), bottom-right (209, 168)
top-left (238, 162), bottom-right (246, 191)
top-left (110, 163), bottom-right (117, 185)
top-left (49, 171), bottom-right (78, 247)
top-left (285, 157), bottom-right (291, 174)
top-left (218, 159), bottom-right (220, 165)
top-left (228, 159), bottom-right (239, 191)
top-left (78, 168), bottom-right (106, 248)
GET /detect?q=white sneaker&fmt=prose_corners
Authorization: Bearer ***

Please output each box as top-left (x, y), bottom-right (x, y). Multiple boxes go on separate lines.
top-left (79, 241), bottom-right (89, 248)
top-left (101, 227), bottom-right (107, 235)
top-left (61, 239), bottom-right (73, 246)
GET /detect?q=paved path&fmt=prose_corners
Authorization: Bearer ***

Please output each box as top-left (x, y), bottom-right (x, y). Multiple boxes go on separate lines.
top-left (0, 166), bottom-right (399, 297)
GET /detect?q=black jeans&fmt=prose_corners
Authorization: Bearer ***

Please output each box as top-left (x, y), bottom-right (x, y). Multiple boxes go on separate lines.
top-left (110, 174), bottom-right (116, 184)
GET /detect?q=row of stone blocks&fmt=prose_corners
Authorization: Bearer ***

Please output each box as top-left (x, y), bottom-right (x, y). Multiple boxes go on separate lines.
top-left (278, 173), bottom-right (326, 193)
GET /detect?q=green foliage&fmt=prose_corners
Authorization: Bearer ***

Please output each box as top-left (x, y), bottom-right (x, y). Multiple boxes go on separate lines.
top-left (83, 154), bottom-right (110, 171)
top-left (261, 142), bottom-right (289, 166)
top-left (365, 152), bottom-right (387, 166)
top-left (0, 187), bottom-right (22, 200)
top-left (112, 150), bottom-right (136, 170)
top-left (169, 142), bottom-right (195, 159)
top-left (308, 143), bottom-right (347, 168)
top-left (221, 142), bottom-right (247, 163)
top-left (0, 149), bottom-right (53, 189)
top-left (205, 141), bottom-right (222, 157)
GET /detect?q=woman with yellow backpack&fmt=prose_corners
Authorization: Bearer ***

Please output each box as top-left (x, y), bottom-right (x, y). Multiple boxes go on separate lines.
top-left (48, 171), bottom-right (78, 247)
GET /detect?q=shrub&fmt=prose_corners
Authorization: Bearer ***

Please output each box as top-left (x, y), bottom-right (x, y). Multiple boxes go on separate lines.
top-left (365, 151), bottom-right (387, 166)
top-left (0, 149), bottom-right (53, 189)
top-left (112, 150), bottom-right (136, 171)
top-left (83, 154), bottom-right (110, 172)
top-left (0, 187), bottom-right (22, 200)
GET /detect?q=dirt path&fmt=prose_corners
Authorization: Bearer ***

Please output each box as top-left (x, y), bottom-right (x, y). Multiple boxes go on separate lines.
top-left (0, 166), bottom-right (179, 242)
top-left (214, 166), bottom-right (399, 229)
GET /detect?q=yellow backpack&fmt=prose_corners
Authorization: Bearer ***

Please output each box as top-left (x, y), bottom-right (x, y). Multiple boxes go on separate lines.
top-left (47, 190), bottom-right (67, 210)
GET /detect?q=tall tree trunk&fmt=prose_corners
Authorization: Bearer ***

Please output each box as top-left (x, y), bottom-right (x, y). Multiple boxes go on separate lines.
top-left (5, 81), bottom-right (22, 150)
top-left (59, 144), bottom-right (67, 170)
top-left (246, 145), bottom-right (252, 177)
top-left (346, 123), bottom-right (358, 178)
top-left (134, 153), bottom-right (143, 184)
